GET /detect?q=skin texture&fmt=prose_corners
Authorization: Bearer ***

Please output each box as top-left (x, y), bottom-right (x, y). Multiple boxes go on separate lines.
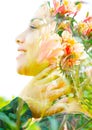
top-left (16, 3), bottom-right (57, 76)
top-left (19, 66), bottom-right (82, 118)
top-left (16, 3), bottom-right (82, 118)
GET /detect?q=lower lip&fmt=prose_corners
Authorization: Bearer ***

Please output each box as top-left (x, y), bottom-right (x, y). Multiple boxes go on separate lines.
top-left (16, 53), bottom-right (25, 60)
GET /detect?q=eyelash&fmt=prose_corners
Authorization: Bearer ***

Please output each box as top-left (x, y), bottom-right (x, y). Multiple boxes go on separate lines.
top-left (30, 25), bottom-right (37, 29)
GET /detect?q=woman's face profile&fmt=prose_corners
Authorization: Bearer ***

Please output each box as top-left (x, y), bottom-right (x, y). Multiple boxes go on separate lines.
top-left (16, 20), bottom-right (49, 76)
top-left (16, 3), bottom-right (61, 76)
top-left (16, 3), bottom-right (52, 76)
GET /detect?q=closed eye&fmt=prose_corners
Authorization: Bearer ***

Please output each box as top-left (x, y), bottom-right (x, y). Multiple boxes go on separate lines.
top-left (30, 25), bottom-right (37, 29)
top-left (29, 18), bottom-right (44, 29)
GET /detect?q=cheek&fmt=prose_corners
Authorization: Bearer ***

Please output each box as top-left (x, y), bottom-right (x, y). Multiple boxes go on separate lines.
top-left (25, 31), bottom-right (42, 59)
top-left (26, 30), bottom-right (41, 44)
top-left (25, 32), bottom-right (34, 44)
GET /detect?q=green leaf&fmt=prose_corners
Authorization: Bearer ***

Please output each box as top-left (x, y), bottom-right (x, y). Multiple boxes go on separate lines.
top-left (0, 97), bottom-right (10, 108)
top-left (0, 112), bottom-right (17, 130)
top-left (57, 29), bottom-right (63, 36)
top-left (36, 113), bottom-right (92, 130)
top-left (47, 1), bottom-right (50, 7)
top-left (75, 1), bottom-right (81, 5)
top-left (0, 97), bottom-right (32, 129)
top-left (84, 39), bottom-right (92, 44)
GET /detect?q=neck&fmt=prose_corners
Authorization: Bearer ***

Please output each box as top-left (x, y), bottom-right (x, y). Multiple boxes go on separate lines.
top-left (33, 64), bottom-right (61, 84)
top-left (19, 64), bottom-right (82, 117)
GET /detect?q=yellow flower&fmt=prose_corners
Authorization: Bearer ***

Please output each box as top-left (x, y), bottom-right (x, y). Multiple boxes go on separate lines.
top-left (78, 22), bottom-right (87, 33)
top-left (67, 38), bottom-right (75, 45)
top-left (63, 0), bottom-right (69, 6)
top-left (76, 3), bottom-right (82, 11)
top-left (62, 31), bottom-right (75, 45)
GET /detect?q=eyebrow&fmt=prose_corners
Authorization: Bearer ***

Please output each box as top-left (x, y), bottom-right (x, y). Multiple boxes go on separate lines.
top-left (31, 18), bottom-right (43, 22)
top-left (29, 17), bottom-right (53, 30)
top-left (29, 18), bottom-right (47, 29)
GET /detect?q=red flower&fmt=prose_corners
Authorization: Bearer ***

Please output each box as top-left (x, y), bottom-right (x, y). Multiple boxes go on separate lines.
top-left (65, 45), bottom-right (71, 55)
top-left (57, 5), bottom-right (66, 15)
top-left (56, 5), bottom-right (73, 15)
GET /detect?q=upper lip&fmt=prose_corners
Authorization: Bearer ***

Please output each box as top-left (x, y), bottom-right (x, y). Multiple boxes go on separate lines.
top-left (17, 47), bottom-right (27, 52)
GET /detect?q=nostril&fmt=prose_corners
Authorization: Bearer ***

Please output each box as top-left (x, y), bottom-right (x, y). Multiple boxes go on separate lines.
top-left (16, 39), bottom-right (20, 43)
top-left (16, 31), bottom-right (26, 44)
top-left (16, 37), bottom-right (24, 44)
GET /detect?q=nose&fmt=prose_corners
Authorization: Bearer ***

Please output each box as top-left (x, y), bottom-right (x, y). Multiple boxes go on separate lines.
top-left (16, 33), bottom-right (25, 44)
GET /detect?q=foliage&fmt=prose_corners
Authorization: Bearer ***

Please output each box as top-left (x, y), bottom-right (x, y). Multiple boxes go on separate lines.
top-left (0, 97), bottom-right (10, 109)
top-left (37, 113), bottom-right (92, 130)
top-left (0, 97), bottom-right (32, 130)
top-left (0, 97), bottom-right (92, 129)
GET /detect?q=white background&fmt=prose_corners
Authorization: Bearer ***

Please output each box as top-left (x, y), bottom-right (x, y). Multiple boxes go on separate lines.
top-left (0, 0), bottom-right (92, 99)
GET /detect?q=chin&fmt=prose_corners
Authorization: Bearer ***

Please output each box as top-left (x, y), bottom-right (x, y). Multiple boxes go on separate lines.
top-left (16, 62), bottom-right (29, 76)
top-left (16, 65), bottom-right (38, 76)
top-left (17, 67), bottom-right (27, 75)
top-left (16, 58), bottom-right (31, 76)
top-left (17, 58), bottom-right (49, 76)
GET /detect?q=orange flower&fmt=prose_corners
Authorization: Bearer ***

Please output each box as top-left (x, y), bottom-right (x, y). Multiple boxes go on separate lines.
top-left (38, 33), bottom-right (62, 64)
top-left (60, 54), bottom-right (77, 70)
top-left (56, 4), bottom-right (72, 15)
top-left (83, 28), bottom-right (92, 36)
top-left (52, 0), bottom-right (81, 16)
top-left (78, 16), bottom-right (92, 36)
top-left (83, 16), bottom-right (92, 23)
top-left (67, 58), bottom-right (76, 67)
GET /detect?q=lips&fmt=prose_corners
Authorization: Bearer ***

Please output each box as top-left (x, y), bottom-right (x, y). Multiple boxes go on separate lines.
top-left (16, 47), bottom-right (27, 59)
top-left (17, 47), bottom-right (27, 52)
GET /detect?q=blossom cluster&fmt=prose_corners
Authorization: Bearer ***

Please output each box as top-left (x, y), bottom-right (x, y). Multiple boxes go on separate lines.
top-left (50, 0), bottom-right (90, 70)
top-left (34, 0), bottom-right (92, 116)
top-left (50, 0), bottom-right (92, 116)
top-left (60, 30), bottom-right (86, 70)
top-left (78, 16), bottom-right (92, 37)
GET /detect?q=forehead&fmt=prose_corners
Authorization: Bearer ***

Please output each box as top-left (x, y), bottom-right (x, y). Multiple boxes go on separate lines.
top-left (30, 3), bottom-right (52, 25)
top-left (33, 2), bottom-right (51, 19)
top-left (29, 2), bottom-right (56, 31)
top-left (30, 2), bottom-right (53, 25)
